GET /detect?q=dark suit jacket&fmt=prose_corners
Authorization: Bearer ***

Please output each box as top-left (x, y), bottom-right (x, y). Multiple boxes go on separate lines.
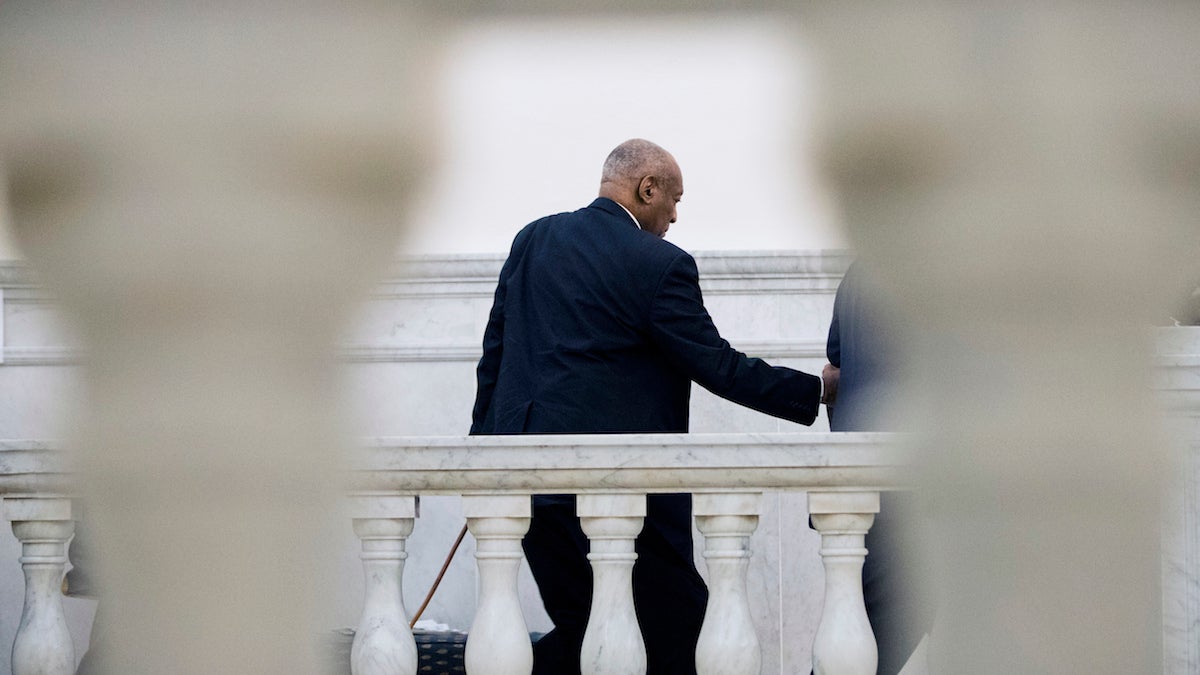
top-left (826, 261), bottom-right (929, 675)
top-left (471, 197), bottom-right (821, 436)
top-left (826, 261), bottom-right (897, 432)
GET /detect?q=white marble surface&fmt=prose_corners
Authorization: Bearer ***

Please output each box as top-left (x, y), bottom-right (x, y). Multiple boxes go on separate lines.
top-left (779, 491), bottom-right (826, 673)
top-left (1157, 327), bottom-right (1200, 675)
top-left (464, 504), bottom-right (534, 675)
top-left (0, 252), bottom-right (850, 666)
top-left (694, 493), bottom-right (762, 675)
top-left (2, 254), bottom-right (1198, 673)
top-left (578, 495), bottom-right (647, 675)
top-left (350, 433), bottom-right (907, 494)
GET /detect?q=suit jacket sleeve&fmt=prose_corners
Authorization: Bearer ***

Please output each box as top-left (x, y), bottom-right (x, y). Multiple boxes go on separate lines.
top-left (647, 252), bottom-right (822, 426)
top-left (827, 279), bottom-right (842, 368)
top-left (470, 226), bottom-right (532, 434)
top-left (470, 273), bottom-right (505, 435)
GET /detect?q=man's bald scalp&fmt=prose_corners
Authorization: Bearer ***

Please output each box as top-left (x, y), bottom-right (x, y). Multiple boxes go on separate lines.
top-left (601, 138), bottom-right (676, 188)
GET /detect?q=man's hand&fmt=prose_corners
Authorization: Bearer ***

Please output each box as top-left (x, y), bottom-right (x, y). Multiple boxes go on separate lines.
top-left (821, 363), bottom-right (840, 406)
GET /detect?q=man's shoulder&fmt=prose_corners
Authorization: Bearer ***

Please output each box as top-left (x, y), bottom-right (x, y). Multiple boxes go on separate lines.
top-left (514, 199), bottom-right (690, 266)
top-left (515, 202), bottom-right (606, 235)
top-left (628, 231), bottom-right (689, 271)
top-left (649, 236), bottom-right (689, 260)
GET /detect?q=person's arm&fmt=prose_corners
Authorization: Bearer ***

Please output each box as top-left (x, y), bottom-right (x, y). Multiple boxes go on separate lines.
top-left (827, 285), bottom-right (842, 369)
top-left (822, 363), bottom-right (840, 406)
top-left (647, 252), bottom-right (821, 425)
top-left (470, 225), bottom-right (534, 434)
top-left (469, 272), bottom-right (506, 435)
top-left (823, 271), bottom-right (845, 407)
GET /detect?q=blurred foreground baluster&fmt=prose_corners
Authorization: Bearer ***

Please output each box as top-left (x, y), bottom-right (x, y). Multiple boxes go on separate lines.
top-left (4, 497), bottom-right (74, 675)
top-left (0, 5), bottom-right (439, 673)
top-left (805, 3), bottom-right (1200, 672)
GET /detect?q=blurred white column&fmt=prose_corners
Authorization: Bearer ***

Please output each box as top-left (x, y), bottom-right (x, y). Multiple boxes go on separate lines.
top-left (1156, 327), bottom-right (1200, 674)
top-left (4, 497), bottom-right (75, 675)
top-left (805, 3), bottom-right (1200, 672)
top-left (0, 4), bottom-right (439, 673)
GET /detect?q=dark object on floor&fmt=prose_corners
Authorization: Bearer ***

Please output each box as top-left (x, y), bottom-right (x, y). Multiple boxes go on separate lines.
top-left (415, 630), bottom-right (467, 674)
top-left (325, 629), bottom-right (543, 675)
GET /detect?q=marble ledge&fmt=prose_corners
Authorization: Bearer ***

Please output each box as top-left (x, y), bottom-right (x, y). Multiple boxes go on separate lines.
top-left (383, 250), bottom-right (852, 281)
top-left (0, 247), bottom-right (854, 291)
top-left (4, 338), bottom-right (1191, 370)
top-left (1154, 326), bottom-right (1200, 355)
top-left (0, 253), bottom-right (851, 301)
top-left (368, 250), bottom-right (852, 299)
top-left (1, 346), bottom-right (86, 367)
top-left (0, 287), bottom-right (59, 303)
top-left (349, 432), bottom-right (913, 495)
top-left (0, 262), bottom-right (43, 289)
top-left (1153, 344), bottom-right (1200, 413)
top-left (359, 431), bottom-right (899, 454)
top-left (0, 339), bottom-right (826, 366)
top-left (0, 441), bottom-right (73, 496)
top-left (335, 339), bottom-right (828, 364)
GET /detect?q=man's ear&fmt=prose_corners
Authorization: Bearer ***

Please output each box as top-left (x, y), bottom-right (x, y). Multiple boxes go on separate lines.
top-left (637, 175), bottom-right (655, 204)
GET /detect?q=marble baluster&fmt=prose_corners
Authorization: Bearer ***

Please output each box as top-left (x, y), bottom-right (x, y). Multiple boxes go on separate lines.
top-left (4, 497), bottom-right (75, 675)
top-left (463, 494), bottom-right (533, 675)
top-left (578, 493), bottom-right (647, 675)
top-left (351, 495), bottom-right (419, 675)
top-left (693, 492), bottom-right (762, 675)
top-left (1156, 327), bottom-right (1200, 675)
top-left (0, 7), bottom-right (437, 672)
top-left (808, 491), bottom-right (879, 675)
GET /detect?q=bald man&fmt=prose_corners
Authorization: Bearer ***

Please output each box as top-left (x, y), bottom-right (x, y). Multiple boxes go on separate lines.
top-left (471, 139), bottom-right (830, 674)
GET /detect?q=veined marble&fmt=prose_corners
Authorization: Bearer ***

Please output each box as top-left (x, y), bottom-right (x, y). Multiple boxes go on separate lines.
top-left (349, 433), bottom-right (910, 495)
top-left (0, 258), bottom-right (1197, 673)
top-left (1157, 327), bottom-right (1200, 675)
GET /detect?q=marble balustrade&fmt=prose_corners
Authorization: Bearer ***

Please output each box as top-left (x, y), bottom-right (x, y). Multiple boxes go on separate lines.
top-left (0, 432), bottom-right (905, 675)
top-left (0, 261), bottom-right (1195, 675)
top-left (3, 352), bottom-right (1200, 675)
top-left (0, 252), bottom-right (849, 672)
top-left (346, 432), bottom-right (908, 675)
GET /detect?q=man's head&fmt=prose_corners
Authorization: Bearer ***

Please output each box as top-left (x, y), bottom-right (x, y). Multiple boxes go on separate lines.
top-left (598, 139), bottom-right (682, 238)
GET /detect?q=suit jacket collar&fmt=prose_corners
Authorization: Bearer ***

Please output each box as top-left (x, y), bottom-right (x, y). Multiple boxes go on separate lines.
top-left (590, 197), bottom-right (640, 230)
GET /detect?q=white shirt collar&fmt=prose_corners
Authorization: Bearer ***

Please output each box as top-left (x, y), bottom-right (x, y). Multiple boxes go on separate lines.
top-left (613, 201), bottom-right (642, 231)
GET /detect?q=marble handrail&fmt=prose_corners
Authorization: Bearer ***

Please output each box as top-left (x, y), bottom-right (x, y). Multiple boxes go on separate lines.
top-left (0, 433), bottom-right (906, 675)
top-left (0, 441), bottom-right (71, 495)
top-left (0, 442), bottom-right (75, 675)
top-left (348, 432), bottom-right (911, 495)
top-left (348, 432), bottom-right (907, 675)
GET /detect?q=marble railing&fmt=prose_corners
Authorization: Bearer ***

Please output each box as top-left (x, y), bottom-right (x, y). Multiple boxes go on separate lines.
top-left (0, 432), bottom-right (907, 675)
top-left (6, 337), bottom-right (1199, 675)
top-left (0, 441), bottom-right (74, 675)
top-left (346, 432), bottom-right (907, 675)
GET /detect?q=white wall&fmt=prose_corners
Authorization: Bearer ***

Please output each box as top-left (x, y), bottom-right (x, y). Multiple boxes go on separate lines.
top-left (334, 251), bottom-right (851, 675)
top-left (399, 14), bottom-right (845, 257)
top-left (0, 12), bottom-right (851, 672)
top-left (0, 251), bottom-right (848, 674)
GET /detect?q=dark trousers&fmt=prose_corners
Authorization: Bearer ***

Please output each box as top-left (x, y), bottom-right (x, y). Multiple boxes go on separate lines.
top-left (523, 494), bottom-right (708, 675)
top-left (862, 492), bottom-right (936, 675)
